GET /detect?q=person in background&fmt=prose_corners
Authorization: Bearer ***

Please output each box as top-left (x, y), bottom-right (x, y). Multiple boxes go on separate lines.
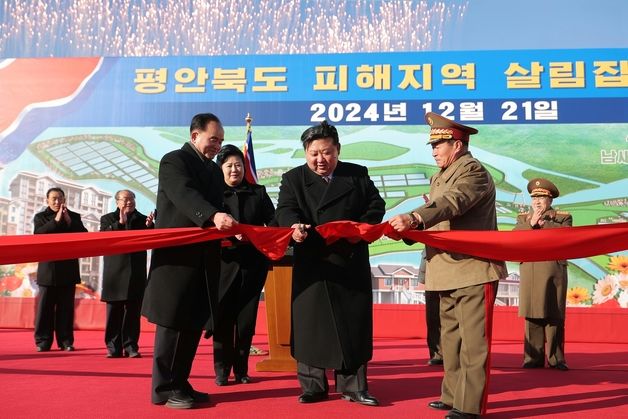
top-left (100, 189), bottom-right (154, 358)
top-left (275, 121), bottom-right (385, 407)
top-left (515, 178), bottom-right (572, 371)
top-left (33, 187), bottom-right (88, 352)
top-left (142, 113), bottom-right (236, 409)
top-left (419, 249), bottom-right (443, 366)
top-left (415, 194), bottom-right (443, 367)
top-left (212, 144), bottom-right (275, 386)
top-left (389, 113), bottom-right (508, 419)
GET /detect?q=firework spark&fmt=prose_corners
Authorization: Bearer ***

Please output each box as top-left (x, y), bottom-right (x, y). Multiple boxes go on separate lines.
top-left (0, 0), bottom-right (468, 57)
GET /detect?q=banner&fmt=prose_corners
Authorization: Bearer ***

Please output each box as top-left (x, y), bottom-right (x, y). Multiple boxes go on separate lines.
top-left (0, 49), bottom-right (626, 307)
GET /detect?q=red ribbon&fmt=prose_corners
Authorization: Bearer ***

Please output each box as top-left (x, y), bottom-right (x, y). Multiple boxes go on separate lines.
top-left (398, 223), bottom-right (628, 262)
top-left (316, 221), bottom-right (628, 262)
top-left (1, 221), bottom-right (626, 265)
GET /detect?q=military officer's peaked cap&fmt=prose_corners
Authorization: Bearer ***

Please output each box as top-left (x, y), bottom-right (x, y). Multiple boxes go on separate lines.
top-left (527, 178), bottom-right (560, 198)
top-left (425, 112), bottom-right (479, 145)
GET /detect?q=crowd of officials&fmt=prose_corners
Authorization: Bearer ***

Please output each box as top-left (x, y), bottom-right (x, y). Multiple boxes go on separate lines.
top-left (33, 112), bottom-right (572, 418)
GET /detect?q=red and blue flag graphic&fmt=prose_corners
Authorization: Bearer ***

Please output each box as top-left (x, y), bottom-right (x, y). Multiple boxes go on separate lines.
top-left (243, 127), bottom-right (258, 185)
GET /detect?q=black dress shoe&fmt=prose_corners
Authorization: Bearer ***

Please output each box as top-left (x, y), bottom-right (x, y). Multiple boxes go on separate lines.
top-left (165, 390), bottom-right (194, 409)
top-left (428, 400), bottom-right (453, 410)
top-left (298, 392), bottom-right (328, 403)
top-left (445, 408), bottom-right (479, 418)
top-left (427, 358), bottom-right (444, 366)
top-left (341, 391), bottom-right (379, 406)
top-left (61, 345), bottom-right (75, 352)
top-left (550, 362), bottom-right (569, 371)
top-left (106, 352), bottom-right (122, 358)
top-left (215, 377), bottom-right (228, 386)
top-left (125, 351), bottom-right (141, 358)
top-left (522, 361), bottom-right (544, 369)
top-left (36, 346), bottom-right (50, 352)
top-left (189, 389), bottom-right (210, 403)
top-left (235, 375), bottom-right (252, 384)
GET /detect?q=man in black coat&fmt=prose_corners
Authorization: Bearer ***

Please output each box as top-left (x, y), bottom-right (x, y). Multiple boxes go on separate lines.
top-left (100, 189), bottom-right (154, 358)
top-left (34, 187), bottom-right (88, 352)
top-left (141, 113), bottom-right (236, 409)
top-left (275, 121), bottom-right (385, 407)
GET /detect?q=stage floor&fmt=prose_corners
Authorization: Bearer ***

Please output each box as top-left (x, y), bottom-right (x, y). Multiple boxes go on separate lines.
top-left (2, 329), bottom-right (627, 418)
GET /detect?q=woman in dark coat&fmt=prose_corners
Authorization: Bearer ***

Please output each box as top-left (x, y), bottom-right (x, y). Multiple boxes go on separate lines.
top-left (212, 144), bottom-right (276, 386)
top-left (275, 122), bottom-right (385, 407)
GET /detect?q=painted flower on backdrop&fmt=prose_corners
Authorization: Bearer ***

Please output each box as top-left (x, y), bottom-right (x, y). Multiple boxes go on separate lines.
top-left (592, 274), bottom-right (619, 305)
top-left (618, 288), bottom-right (628, 309)
top-left (617, 273), bottom-right (628, 291)
top-left (566, 286), bottom-right (590, 306)
top-left (607, 255), bottom-right (628, 274)
top-left (591, 256), bottom-right (628, 308)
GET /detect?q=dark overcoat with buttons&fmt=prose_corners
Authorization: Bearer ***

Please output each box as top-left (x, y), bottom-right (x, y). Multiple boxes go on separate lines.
top-left (219, 182), bottom-right (276, 302)
top-left (100, 209), bottom-right (152, 302)
top-left (514, 209), bottom-right (572, 319)
top-left (34, 207), bottom-right (87, 286)
top-left (275, 161), bottom-right (385, 370)
top-left (141, 142), bottom-right (224, 332)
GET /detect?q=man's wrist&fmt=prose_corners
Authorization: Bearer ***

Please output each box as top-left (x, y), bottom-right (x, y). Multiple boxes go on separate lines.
top-left (408, 212), bottom-right (420, 229)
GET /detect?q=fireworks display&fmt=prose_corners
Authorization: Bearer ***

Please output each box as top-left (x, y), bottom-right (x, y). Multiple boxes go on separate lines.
top-left (0, 0), bottom-right (467, 57)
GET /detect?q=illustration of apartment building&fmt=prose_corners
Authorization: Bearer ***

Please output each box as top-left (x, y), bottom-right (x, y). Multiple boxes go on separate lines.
top-left (371, 263), bottom-right (521, 306)
top-left (371, 264), bottom-right (423, 304)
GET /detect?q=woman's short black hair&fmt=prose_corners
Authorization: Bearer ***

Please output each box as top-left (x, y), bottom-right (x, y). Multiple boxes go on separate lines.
top-left (300, 120), bottom-right (339, 150)
top-left (216, 144), bottom-right (245, 167)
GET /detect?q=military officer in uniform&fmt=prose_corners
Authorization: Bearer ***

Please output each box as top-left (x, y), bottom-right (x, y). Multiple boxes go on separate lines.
top-left (389, 113), bottom-right (508, 419)
top-left (515, 178), bottom-right (572, 371)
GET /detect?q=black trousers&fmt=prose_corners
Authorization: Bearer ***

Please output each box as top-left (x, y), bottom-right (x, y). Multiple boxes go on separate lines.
top-left (151, 325), bottom-right (202, 404)
top-left (425, 290), bottom-right (442, 360)
top-left (297, 362), bottom-right (368, 394)
top-left (34, 285), bottom-right (75, 349)
top-left (104, 299), bottom-right (142, 355)
top-left (213, 277), bottom-right (262, 379)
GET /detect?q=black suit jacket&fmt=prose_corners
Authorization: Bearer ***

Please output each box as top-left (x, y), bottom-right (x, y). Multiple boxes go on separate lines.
top-left (100, 209), bottom-right (152, 302)
top-left (142, 142), bottom-right (224, 332)
top-left (34, 207), bottom-right (88, 286)
top-left (275, 161), bottom-right (385, 369)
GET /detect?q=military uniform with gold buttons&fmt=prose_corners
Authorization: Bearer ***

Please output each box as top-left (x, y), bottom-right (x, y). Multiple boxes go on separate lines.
top-left (410, 113), bottom-right (508, 417)
top-left (514, 178), bottom-right (572, 371)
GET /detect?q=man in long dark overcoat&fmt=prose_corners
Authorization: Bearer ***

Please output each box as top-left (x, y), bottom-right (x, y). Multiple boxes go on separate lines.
top-left (275, 121), bottom-right (385, 407)
top-left (100, 189), bottom-right (154, 358)
top-left (34, 187), bottom-right (87, 352)
top-left (141, 113), bottom-right (236, 409)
